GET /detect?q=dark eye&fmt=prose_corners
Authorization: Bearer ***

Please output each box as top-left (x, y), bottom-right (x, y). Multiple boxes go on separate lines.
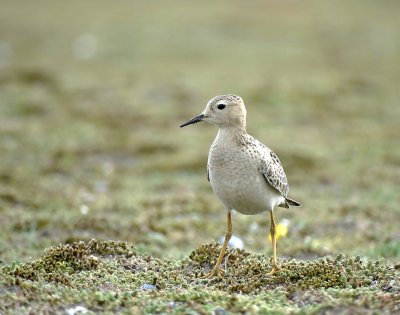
top-left (217, 104), bottom-right (225, 110)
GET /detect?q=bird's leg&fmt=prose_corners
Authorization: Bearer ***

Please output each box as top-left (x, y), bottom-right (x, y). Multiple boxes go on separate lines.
top-left (268, 210), bottom-right (280, 275)
top-left (201, 210), bottom-right (232, 279)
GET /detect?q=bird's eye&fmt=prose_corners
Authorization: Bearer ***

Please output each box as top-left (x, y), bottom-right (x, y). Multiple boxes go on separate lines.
top-left (217, 104), bottom-right (226, 110)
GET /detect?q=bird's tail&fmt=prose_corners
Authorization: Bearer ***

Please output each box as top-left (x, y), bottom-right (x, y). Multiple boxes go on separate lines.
top-left (285, 197), bottom-right (301, 207)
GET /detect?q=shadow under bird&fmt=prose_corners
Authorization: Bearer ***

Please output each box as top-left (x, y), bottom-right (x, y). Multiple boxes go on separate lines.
top-left (180, 94), bottom-right (301, 278)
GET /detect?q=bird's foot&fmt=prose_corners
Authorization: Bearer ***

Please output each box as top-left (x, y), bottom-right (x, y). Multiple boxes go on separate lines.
top-left (268, 264), bottom-right (281, 275)
top-left (200, 267), bottom-right (225, 279)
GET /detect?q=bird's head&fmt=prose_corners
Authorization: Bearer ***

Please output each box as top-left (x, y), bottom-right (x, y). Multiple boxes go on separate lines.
top-left (180, 94), bottom-right (247, 129)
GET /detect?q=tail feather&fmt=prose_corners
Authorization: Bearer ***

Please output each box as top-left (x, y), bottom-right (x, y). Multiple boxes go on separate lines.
top-left (285, 197), bottom-right (301, 207)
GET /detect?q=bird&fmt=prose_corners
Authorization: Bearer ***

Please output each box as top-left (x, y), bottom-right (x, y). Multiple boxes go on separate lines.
top-left (180, 94), bottom-right (301, 278)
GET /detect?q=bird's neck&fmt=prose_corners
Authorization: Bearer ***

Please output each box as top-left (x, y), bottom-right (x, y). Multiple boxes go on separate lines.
top-left (217, 125), bottom-right (247, 143)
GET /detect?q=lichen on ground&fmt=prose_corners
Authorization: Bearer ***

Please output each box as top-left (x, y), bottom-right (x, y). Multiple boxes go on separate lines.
top-left (1, 240), bottom-right (399, 314)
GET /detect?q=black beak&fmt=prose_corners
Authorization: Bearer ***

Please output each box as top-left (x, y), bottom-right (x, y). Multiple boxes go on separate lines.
top-left (180, 114), bottom-right (204, 128)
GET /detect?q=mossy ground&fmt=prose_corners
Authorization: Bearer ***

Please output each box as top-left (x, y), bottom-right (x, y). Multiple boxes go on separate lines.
top-left (1, 1), bottom-right (400, 314)
top-left (2, 240), bottom-right (399, 314)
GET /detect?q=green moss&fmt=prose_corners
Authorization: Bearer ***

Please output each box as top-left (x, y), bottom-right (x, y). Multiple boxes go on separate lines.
top-left (2, 241), bottom-right (399, 314)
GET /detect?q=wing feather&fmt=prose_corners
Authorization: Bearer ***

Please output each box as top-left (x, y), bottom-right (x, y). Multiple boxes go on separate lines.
top-left (252, 138), bottom-right (289, 197)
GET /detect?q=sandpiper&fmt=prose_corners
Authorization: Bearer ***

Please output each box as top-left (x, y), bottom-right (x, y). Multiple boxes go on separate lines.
top-left (180, 94), bottom-right (301, 278)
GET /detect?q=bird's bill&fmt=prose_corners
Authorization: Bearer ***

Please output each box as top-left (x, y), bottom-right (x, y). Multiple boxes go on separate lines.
top-left (180, 114), bottom-right (204, 128)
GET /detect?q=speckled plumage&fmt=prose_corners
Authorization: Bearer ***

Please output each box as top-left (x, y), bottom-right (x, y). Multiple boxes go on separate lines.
top-left (180, 94), bottom-right (301, 277)
top-left (202, 94), bottom-right (299, 214)
top-left (207, 128), bottom-right (291, 214)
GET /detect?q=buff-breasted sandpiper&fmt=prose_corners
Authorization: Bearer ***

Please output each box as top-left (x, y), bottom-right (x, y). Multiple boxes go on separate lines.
top-left (180, 94), bottom-right (301, 278)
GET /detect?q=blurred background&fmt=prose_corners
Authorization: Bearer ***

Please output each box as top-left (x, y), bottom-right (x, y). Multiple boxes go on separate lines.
top-left (0, 1), bottom-right (399, 264)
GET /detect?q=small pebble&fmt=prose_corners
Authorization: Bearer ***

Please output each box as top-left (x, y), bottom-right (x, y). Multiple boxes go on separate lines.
top-left (213, 307), bottom-right (227, 315)
top-left (167, 301), bottom-right (176, 309)
top-left (80, 205), bottom-right (89, 215)
top-left (140, 283), bottom-right (157, 291)
top-left (219, 234), bottom-right (244, 249)
top-left (66, 306), bottom-right (88, 315)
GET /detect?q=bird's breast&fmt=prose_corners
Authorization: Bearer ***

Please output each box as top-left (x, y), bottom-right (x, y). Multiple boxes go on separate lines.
top-left (208, 143), bottom-right (281, 214)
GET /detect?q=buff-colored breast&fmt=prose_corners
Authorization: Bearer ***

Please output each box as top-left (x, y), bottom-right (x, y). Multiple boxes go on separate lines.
top-left (208, 131), bottom-right (284, 214)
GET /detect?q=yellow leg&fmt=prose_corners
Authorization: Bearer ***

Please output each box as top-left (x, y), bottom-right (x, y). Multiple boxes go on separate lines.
top-left (268, 210), bottom-right (280, 275)
top-left (201, 210), bottom-right (232, 279)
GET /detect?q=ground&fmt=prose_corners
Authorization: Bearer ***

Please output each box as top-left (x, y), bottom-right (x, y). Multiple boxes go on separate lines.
top-left (0, 1), bottom-right (399, 314)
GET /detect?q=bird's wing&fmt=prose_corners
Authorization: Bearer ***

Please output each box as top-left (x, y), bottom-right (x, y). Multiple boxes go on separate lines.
top-left (254, 138), bottom-right (289, 197)
top-left (206, 162), bottom-right (210, 182)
